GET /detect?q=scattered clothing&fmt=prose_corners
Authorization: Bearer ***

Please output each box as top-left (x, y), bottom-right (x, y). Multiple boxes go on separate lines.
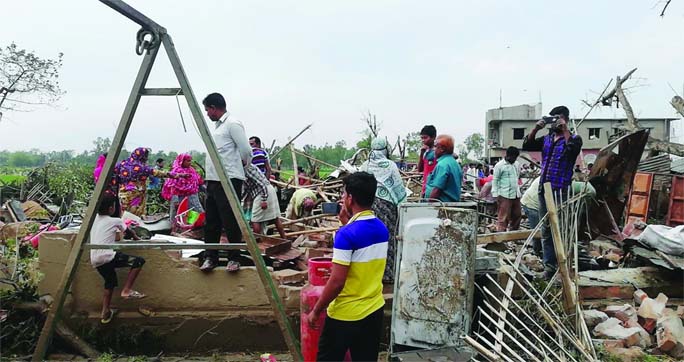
top-left (636, 224), bottom-right (684, 257)
top-left (425, 154), bottom-right (463, 202)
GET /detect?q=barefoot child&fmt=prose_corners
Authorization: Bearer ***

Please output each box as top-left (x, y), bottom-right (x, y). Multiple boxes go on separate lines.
top-left (90, 194), bottom-right (146, 324)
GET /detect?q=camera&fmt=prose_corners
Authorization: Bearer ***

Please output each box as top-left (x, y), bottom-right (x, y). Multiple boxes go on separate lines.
top-left (542, 115), bottom-right (559, 124)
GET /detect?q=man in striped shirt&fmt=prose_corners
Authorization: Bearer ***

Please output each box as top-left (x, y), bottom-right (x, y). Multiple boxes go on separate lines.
top-left (249, 136), bottom-right (272, 179)
top-left (307, 172), bottom-right (388, 362)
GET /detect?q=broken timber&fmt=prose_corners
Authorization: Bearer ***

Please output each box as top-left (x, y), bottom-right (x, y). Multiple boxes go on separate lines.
top-left (476, 229), bottom-right (540, 245)
top-left (31, 1), bottom-right (302, 360)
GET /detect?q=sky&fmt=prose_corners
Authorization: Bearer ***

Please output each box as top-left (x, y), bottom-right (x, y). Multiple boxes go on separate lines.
top-left (1, 0), bottom-right (683, 154)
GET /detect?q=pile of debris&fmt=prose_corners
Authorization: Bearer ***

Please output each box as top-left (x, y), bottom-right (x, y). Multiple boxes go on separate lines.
top-left (585, 290), bottom-right (684, 359)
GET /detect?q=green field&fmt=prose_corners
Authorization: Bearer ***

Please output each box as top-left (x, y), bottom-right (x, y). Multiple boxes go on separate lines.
top-left (0, 174), bottom-right (27, 185)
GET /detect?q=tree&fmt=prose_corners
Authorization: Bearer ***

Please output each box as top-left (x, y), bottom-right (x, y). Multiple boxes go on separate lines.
top-left (0, 43), bottom-right (64, 120)
top-left (91, 137), bottom-right (112, 156)
top-left (464, 133), bottom-right (485, 161)
top-left (356, 111), bottom-right (381, 149)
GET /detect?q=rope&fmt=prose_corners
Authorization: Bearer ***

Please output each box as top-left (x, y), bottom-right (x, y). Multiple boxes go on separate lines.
top-left (174, 89), bottom-right (188, 133)
top-left (135, 28), bottom-right (157, 56)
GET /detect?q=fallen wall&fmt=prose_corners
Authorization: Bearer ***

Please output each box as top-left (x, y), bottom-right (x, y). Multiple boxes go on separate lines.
top-left (37, 230), bottom-right (294, 352)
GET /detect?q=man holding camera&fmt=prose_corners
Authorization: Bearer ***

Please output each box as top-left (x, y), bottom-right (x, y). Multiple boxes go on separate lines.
top-left (522, 106), bottom-right (582, 279)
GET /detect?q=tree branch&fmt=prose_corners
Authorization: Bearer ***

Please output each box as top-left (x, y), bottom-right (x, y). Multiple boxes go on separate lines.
top-left (660, 0), bottom-right (673, 16)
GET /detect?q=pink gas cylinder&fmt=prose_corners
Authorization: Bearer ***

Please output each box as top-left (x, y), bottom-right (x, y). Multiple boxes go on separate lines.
top-left (300, 257), bottom-right (332, 361)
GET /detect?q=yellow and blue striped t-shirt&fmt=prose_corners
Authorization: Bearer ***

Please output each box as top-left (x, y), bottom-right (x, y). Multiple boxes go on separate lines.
top-left (327, 210), bottom-right (389, 321)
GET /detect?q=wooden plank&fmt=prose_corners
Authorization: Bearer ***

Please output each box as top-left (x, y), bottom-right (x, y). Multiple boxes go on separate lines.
top-left (162, 34), bottom-right (302, 360)
top-left (543, 182), bottom-right (577, 313)
top-left (32, 41), bottom-right (161, 362)
top-left (477, 229), bottom-right (540, 245)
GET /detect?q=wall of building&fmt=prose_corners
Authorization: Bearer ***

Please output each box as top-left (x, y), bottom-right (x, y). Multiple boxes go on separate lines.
top-left (487, 118), bottom-right (671, 160)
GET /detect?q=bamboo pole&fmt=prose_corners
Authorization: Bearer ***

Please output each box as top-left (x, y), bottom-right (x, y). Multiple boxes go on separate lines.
top-left (285, 227), bottom-right (339, 237)
top-left (291, 143), bottom-right (299, 187)
top-left (270, 124), bottom-right (312, 159)
top-left (543, 182), bottom-right (576, 312)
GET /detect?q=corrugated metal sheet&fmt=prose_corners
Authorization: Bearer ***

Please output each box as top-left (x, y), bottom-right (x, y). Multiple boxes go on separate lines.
top-left (638, 155), bottom-right (671, 173)
top-left (667, 176), bottom-right (684, 226)
top-left (626, 172), bottom-right (653, 224)
top-left (671, 157), bottom-right (684, 174)
top-left (392, 202), bottom-right (477, 351)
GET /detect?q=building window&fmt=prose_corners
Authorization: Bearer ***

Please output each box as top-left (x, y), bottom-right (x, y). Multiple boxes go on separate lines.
top-left (513, 128), bottom-right (525, 140)
top-left (589, 128), bottom-right (601, 140)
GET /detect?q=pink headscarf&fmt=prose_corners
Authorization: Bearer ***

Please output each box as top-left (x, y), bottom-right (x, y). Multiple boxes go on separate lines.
top-left (161, 153), bottom-right (203, 200)
top-left (93, 154), bottom-right (106, 182)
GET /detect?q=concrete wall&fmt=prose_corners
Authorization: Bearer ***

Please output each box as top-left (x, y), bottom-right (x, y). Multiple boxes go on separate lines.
top-left (37, 230), bottom-right (299, 353)
top-left (38, 230), bottom-right (275, 314)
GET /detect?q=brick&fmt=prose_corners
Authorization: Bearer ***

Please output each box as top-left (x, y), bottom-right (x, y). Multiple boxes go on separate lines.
top-left (638, 293), bottom-right (668, 333)
top-left (604, 304), bottom-right (638, 325)
top-left (583, 310), bottom-right (609, 329)
top-left (272, 269), bottom-right (308, 285)
top-left (278, 285), bottom-right (303, 310)
top-left (634, 289), bottom-right (649, 306)
top-left (656, 309), bottom-right (684, 358)
top-left (594, 318), bottom-right (649, 348)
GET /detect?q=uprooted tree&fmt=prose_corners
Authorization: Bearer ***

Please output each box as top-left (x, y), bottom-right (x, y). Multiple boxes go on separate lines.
top-left (597, 68), bottom-right (684, 157)
top-left (0, 43), bottom-right (64, 121)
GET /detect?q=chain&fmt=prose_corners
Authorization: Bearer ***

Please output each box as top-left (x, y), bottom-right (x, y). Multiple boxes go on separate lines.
top-left (135, 28), bottom-right (157, 56)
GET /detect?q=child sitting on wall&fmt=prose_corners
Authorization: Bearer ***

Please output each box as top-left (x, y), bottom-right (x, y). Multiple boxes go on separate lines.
top-left (89, 194), bottom-right (146, 324)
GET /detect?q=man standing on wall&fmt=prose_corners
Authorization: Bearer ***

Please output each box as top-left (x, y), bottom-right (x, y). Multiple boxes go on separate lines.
top-left (492, 146), bottom-right (522, 232)
top-left (522, 105), bottom-right (582, 279)
top-left (201, 92), bottom-right (252, 272)
top-left (417, 125), bottom-right (437, 197)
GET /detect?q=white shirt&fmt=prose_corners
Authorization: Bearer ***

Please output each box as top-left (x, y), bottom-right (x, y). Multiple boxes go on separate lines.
top-left (205, 112), bottom-right (252, 181)
top-left (89, 214), bottom-right (126, 267)
top-left (492, 159), bottom-right (521, 199)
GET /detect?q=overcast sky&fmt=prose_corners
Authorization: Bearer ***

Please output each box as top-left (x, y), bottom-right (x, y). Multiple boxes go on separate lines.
top-left (2, 0), bottom-right (683, 154)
